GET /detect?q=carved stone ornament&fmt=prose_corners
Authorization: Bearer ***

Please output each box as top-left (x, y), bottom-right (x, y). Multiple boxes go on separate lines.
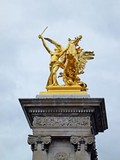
top-left (33, 116), bottom-right (90, 127)
top-left (70, 136), bottom-right (94, 145)
top-left (41, 136), bottom-right (51, 144)
top-left (70, 136), bottom-right (95, 151)
top-left (70, 136), bottom-right (81, 144)
top-left (54, 152), bottom-right (68, 160)
top-left (86, 136), bottom-right (94, 144)
top-left (28, 135), bottom-right (37, 145)
top-left (28, 135), bottom-right (51, 144)
top-left (28, 135), bottom-right (51, 151)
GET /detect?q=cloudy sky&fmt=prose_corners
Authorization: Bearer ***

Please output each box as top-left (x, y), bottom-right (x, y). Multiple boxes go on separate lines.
top-left (0, 0), bottom-right (120, 159)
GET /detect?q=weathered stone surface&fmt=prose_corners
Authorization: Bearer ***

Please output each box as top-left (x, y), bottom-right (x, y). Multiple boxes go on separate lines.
top-left (19, 96), bottom-right (107, 160)
top-left (48, 139), bottom-right (74, 160)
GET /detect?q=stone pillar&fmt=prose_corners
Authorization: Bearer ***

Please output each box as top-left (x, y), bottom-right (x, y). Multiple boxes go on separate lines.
top-left (70, 136), bottom-right (97, 160)
top-left (28, 135), bottom-right (51, 160)
top-left (19, 95), bottom-right (108, 160)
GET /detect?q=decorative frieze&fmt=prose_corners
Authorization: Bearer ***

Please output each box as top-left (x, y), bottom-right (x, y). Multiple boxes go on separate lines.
top-left (33, 116), bottom-right (90, 128)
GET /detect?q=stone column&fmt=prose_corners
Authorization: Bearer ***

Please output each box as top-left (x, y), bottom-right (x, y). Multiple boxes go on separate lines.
top-left (28, 135), bottom-right (51, 160)
top-left (70, 136), bottom-right (97, 160)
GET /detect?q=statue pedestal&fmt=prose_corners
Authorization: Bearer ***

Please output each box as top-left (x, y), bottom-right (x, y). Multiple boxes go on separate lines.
top-left (19, 95), bottom-right (108, 160)
top-left (40, 86), bottom-right (87, 95)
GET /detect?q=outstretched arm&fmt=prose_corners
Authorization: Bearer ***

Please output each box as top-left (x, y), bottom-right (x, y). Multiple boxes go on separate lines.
top-left (38, 34), bottom-right (51, 54)
top-left (44, 37), bottom-right (62, 49)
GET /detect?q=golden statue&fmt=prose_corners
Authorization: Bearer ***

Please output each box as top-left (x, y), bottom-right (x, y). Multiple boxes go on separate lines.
top-left (38, 27), bottom-right (94, 94)
top-left (38, 35), bottom-right (70, 86)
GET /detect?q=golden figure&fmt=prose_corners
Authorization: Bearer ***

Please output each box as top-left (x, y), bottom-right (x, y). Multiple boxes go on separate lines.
top-left (38, 34), bottom-right (70, 86)
top-left (38, 28), bottom-right (94, 93)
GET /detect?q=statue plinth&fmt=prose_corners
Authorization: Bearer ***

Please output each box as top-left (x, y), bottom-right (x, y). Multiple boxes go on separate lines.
top-left (19, 95), bottom-right (108, 160)
top-left (40, 86), bottom-right (87, 95)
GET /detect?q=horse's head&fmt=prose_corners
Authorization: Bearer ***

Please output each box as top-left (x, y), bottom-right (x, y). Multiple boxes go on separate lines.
top-left (72, 35), bottom-right (82, 46)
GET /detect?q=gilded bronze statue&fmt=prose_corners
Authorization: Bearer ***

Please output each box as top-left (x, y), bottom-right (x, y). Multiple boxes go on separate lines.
top-left (38, 27), bottom-right (94, 92)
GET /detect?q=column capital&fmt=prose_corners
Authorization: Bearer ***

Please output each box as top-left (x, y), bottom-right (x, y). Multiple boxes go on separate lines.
top-left (70, 136), bottom-right (94, 145)
top-left (28, 135), bottom-right (51, 151)
top-left (70, 136), bottom-right (98, 159)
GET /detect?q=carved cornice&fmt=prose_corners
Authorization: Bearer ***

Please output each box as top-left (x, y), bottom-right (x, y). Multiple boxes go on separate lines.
top-left (19, 98), bottom-right (108, 134)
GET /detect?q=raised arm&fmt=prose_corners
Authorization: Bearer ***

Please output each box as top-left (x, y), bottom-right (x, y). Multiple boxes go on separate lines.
top-left (38, 34), bottom-right (51, 54)
top-left (44, 37), bottom-right (62, 49)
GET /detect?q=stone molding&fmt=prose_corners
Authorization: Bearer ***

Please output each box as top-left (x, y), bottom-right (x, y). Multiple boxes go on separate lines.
top-left (28, 108), bottom-right (95, 114)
